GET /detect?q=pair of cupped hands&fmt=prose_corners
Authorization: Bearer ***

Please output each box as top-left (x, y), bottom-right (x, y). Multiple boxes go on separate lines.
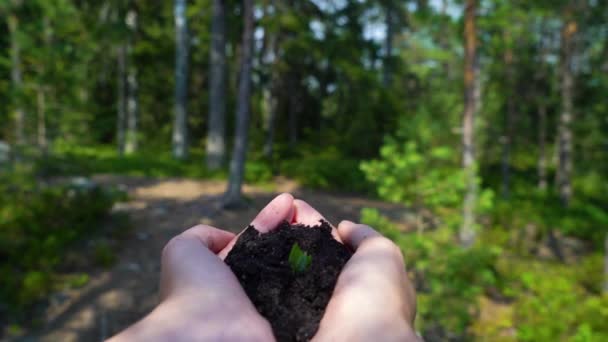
top-left (110, 194), bottom-right (419, 341)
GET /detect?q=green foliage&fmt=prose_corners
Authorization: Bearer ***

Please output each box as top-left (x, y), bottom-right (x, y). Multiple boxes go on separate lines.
top-left (288, 243), bottom-right (312, 273)
top-left (361, 139), bottom-right (494, 229)
top-left (362, 208), bottom-right (608, 340)
top-left (94, 242), bottom-right (117, 268)
top-left (0, 170), bottom-right (116, 317)
top-left (361, 208), bottom-right (500, 336)
top-left (281, 150), bottom-right (370, 193)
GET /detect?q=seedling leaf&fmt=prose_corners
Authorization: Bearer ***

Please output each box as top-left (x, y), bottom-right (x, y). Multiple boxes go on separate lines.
top-left (288, 243), bottom-right (312, 273)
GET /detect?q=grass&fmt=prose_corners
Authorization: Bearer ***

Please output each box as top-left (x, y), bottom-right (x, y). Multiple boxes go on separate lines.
top-left (36, 144), bottom-right (228, 179)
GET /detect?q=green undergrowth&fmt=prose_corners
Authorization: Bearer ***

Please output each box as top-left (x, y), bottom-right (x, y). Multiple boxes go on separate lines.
top-left (360, 208), bottom-right (608, 341)
top-left (0, 168), bottom-right (126, 325)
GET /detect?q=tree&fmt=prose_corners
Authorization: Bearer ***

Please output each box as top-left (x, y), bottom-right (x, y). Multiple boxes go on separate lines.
top-left (262, 0), bottom-right (280, 159)
top-left (556, 7), bottom-right (577, 207)
top-left (124, 5), bottom-right (139, 155)
top-left (7, 0), bottom-right (25, 146)
top-left (172, 0), bottom-right (189, 159)
top-left (36, 15), bottom-right (52, 155)
top-left (383, 1), bottom-right (395, 87)
top-left (460, 0), bottom-right (478, 247)
top-left (500, 29), bottom-right (516, 198)
top-left (117, 44), bottom-right (127, 155)
top-left (206, 0), bottom-right (227, 169)
top-left (535, 20), bottom-right (550, 191)
top-left (223, 0), bottom-right (254, 207)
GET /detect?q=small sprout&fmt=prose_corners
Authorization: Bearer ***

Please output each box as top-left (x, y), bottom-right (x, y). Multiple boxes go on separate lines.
top-left (288, 243), bottom-right (312, 273)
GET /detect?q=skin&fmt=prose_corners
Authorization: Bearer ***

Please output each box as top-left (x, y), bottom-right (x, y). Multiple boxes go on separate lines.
top-left (109, 193), bottom-right (420, 341)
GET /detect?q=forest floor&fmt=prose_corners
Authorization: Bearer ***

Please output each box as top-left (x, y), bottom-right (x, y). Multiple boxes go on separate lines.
top-left (22, 175), bottom-right (407, 342)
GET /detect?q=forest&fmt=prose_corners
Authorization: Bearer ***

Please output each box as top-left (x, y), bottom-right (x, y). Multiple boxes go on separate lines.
top-left (0, 0), bottom-right (607, 340)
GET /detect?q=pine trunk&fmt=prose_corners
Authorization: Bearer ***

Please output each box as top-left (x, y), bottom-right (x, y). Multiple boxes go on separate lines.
top-left (538, 102), bottom-right (548, 190)
top-left (37, 87), bottom-right (47, 154)
top-left (224, 0), bottom-right (254, 207)
top-left (117, 45), bottom-right (127, 155)
top-left (288, 79), bottom-right (298, 150)
top-left (207, 0), bottom-right (227, 169)
top-left (263, 7), bottom-right (279, 160)
top-left (604, 232), bottom-right (608, 294)
top-left (501, 32), bottom-right (515, 198)
top-left (8, 13), bottom-right (25, 146)
top-left (557, 18), bottom-right (576, 207)
top-left (173, 0), bottom-right (189, 159)
top-left (383, 4), bottom-right (394, 87)
top-left (460, 0), bottom-right (478, 248)
top-left (125, 8), bottom-right (138, 155)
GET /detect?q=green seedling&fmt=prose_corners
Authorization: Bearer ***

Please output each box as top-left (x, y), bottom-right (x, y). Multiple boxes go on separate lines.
top-left (288, 243), bottom-right (312, 273)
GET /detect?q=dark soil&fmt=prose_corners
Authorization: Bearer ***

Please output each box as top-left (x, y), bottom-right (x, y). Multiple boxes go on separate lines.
top-left (224, 220), bottom-right (353, 342)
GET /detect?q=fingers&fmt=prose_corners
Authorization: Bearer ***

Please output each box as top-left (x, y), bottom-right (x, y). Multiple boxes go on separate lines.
top-left (337, 220), bottom-right (382, 250)
top-left (160, 225), bottom-right (239, 300)
top-left (251, 193), bottom-right (295, 233)
top-left (293, 199), bottom-right (342, 242)
top-left (293, 199), bottom-right (325, 226)
top-left (180, 225), bottom-right (236, 253)
top-left (315, 221), bottom-right (417, 340)
top-left (218, 193), bottom-right (294, 259)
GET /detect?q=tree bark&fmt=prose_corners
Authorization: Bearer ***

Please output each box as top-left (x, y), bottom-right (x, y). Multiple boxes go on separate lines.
top-left (604, 232), bottom-right (608, 294)
top-left (263, 2), bottom-right (279, 160)
top-left (383, 3), bottom-right (394, 87)
top-left (173, 0), bottom-right (189, 159)
top-left (117, 45), bottom-right (127, 155)
top-left (288, 76), bottom-right (298, 149)
top-left (460, 0), bottom-right (478, 248)
top-left (538, 102), bottom-right (548, 190)
top-left (536, 22), bottom-right (549, 191)
top-left (8, 12), bottom-right (25, 146)
top-left (37, 87), bottom-right (47, 154)
top-left (501, 30), bottom-right (515, 198)
top-left (124, 8), bottom-right (138, 155)
top-left (207, 0), bottom-right (227, 169)
top-left (224, 0), bottom-right (254, 207)
top-left (557, 17), bottom-right (577, 207)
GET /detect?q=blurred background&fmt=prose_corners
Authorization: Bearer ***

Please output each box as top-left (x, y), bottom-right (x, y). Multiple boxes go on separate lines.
top-left (1, 0), bottom-right (607, 340)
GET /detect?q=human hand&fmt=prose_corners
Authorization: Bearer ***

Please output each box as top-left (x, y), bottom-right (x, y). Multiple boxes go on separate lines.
top-left (108, 193), bottom-right (295, 342)
top-left (288, 201), bottom-right (420, 342)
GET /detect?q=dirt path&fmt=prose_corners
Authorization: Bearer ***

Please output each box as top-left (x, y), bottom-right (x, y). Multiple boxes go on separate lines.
top-left (24, 176), bottom-right (406, 342)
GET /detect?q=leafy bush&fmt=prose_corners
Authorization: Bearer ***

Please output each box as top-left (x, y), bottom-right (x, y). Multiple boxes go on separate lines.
top-left (498, 257), bottom-right (608, 341)
top-left (361, 208), bottom-right (500, 338)
top-left (0, 172), bottom-right (116, 318)
top-left (281, 156), bottom-right (370, 193)
top-left (361, 139), bottom-right (494, 229)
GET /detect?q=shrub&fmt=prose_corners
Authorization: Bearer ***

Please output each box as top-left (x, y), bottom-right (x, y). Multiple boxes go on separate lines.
top-left (360, 208), bottom-right (500, 338)
top-left (361, 139), bottom-right (494, 229)
top-left (0, 172), bottom-right (116, 319)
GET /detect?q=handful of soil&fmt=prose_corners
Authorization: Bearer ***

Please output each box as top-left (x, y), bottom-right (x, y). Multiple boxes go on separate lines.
top-left (225, 220), bottom-right (353, 342)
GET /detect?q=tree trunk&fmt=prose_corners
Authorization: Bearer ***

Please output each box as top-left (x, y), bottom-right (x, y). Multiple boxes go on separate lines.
top-left (207, 0), bottom-right (227, 169)
top-left (124, 8), bottom-right (138, 155)
top-left (173, 0), bottom-right (189, 159)
top-left (501, 31), bottom-right (515, 198)
top-left (288, 77), bottom-right (298, 149)
top-left (538, 102), bottom-right (548, 190)
top-left (117, 45), bottom-right (127, 155)
top-left (383, 3), bottom-right (394, 87)
top-left (263, 4), bottom-right (279, 160)
top-left (37, 87), bottom-right (47, 154)
top-left (8, 12), bottom-right (25, 146)
top-left (536, 22), bottom-right (549, 191)
top-left (557, 18), bottom-right (576, 207)
top-left (223, 0), bottom-right (254, 207)
top-left (263, 88), bottom-right (278, 159)
top-left (604, 232), bottom-right (608, 294)
top-left (460, 0), bottom-right (478, 248)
